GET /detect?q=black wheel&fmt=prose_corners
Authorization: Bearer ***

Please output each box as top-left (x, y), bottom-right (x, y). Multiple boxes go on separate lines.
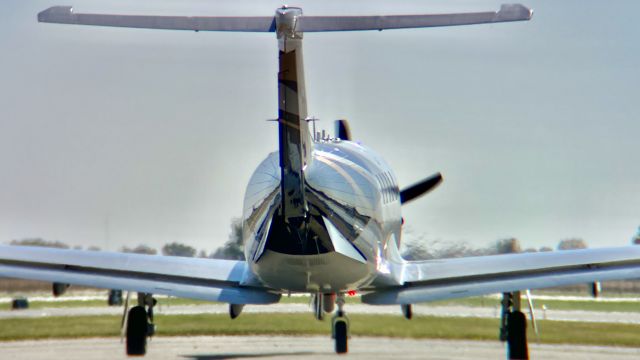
top-left (506, 310), bottom-right (528, 360)
top-left (334, 320), bottom-right (348, 354)
top-left (126, 306), bottom-right (148, 356)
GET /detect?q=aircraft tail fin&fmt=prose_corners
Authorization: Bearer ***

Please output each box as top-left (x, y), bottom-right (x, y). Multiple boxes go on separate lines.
top-left (277, 32), bottom-right (311, 222)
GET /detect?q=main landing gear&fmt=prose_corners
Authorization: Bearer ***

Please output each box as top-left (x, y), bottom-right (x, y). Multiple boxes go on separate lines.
top-left (125, 293), bottom-right (156, 356)
top-left (500, 291), bottom-right (529, 360)
top-left (331, 293), bottom-right (350, 354)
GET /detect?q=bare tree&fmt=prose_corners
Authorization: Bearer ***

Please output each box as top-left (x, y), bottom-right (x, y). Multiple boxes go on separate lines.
top-left (557, 238), bottom-right (588, 250)
top-left (401, 239), bottom-right (433, 260)
top-left (121, 244), bottom-right (157, 255)
top-left (10, 238), bottom-right (69, 249)
top-left (211, 218), bottom-right (245, 260)
top-left (493, 238), bottom-right (522, 254)
top-left (401, 235), bottom-right (488, 260)
top-left (162, 242), bottom-right (196, 257)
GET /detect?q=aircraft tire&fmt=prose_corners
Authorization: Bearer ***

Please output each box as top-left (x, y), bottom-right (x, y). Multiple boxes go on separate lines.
top-left (126, 306), bottom-right (148, 356)
top-left (334, 319), bottom-right (348, 354)
top-left (506, 310), bottom-right (528, 360)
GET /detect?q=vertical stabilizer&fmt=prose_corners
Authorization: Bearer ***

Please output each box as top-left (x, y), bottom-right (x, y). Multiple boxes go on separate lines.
top-left (276, 7), bottom-right (312, 223)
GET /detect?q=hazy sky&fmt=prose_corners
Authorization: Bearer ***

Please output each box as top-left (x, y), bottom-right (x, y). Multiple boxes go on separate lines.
top-left (1, 0), bottom-right (638, 253)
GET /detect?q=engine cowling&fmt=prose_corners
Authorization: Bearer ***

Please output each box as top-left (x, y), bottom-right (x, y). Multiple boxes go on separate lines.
top-left (229, 304), bottom-right (245, 319)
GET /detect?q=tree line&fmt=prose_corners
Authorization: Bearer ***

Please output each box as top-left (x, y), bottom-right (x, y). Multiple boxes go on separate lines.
top-left (400, 237), bottom-right (588, 261)
top-left (8, 218), bottom-right (245, 260)
top-left (9, 221), bottom-right (640, 261)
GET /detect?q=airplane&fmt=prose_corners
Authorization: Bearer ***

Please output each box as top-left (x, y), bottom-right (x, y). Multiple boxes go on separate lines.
top-left (2, 4), bottom-right (640, 359)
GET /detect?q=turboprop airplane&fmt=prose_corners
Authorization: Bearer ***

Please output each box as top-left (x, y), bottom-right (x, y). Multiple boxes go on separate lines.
top-left (3, 4), bottom-right (640, 359)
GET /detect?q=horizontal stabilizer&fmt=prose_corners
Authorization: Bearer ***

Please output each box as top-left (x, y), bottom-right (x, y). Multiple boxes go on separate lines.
top-left (38, 4), bottom-right (532, 33)
top-left (38, 6), bottom-right (276, 32)
top-left (400, 172), bottom-right (443, 204)
top-left (298, 4), bottom-right (533, 32)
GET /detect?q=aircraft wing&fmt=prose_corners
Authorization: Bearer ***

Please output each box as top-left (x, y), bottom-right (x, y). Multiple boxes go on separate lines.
top-left (363, 246), bottom-right (640, 304)
top-left (0, 245), bottom-right (279, 304)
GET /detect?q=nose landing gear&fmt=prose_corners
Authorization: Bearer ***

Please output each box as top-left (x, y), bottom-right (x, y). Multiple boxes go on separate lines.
top-left (331, 293), bottom-right (350, 354)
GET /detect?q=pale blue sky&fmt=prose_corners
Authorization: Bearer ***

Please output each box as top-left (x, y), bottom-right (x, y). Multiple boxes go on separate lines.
top-left (0, 0), bottom-right (638, 253)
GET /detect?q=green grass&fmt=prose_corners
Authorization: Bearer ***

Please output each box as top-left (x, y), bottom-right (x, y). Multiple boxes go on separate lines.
top-left (0, 294), bottom-right (349, 310)
top-left (429, 297), bottom-right (640, 313)
top-left (0, 297), bottom-right (214, 311)
top-left (2, 313), bottom-right (640, 347)
top-left (3, 294), bottom-right (640, 313)
top-left (4, 292), bottom-right (640, 314)
top-left (0, 299), bottom-right (104, 311)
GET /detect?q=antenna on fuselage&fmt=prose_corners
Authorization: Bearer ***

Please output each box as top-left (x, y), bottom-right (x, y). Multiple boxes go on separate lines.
top-left (305, 117), bottom-right (319, 141)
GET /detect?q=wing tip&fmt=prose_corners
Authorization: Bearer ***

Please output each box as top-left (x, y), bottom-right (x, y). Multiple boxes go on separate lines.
top-left (497, 4), bottom-right (534, 21)
top-left (38, 5), bottom-right (74, 23)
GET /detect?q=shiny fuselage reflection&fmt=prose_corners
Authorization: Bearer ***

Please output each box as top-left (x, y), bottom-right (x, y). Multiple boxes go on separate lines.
top-left (242, 139), bottom-right (402, 292)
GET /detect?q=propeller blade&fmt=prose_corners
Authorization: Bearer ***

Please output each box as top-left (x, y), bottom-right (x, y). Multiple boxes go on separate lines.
top-left (120, 291), bottom-right (131, 342)
top-left (525, 289), bottom-right (539, 341)
top-left (400, 172), bottom-right (443, 205)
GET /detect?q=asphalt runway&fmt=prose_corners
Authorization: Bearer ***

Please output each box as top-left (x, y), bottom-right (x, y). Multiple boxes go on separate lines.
top-left (1, 335), bottom-right (639, 360)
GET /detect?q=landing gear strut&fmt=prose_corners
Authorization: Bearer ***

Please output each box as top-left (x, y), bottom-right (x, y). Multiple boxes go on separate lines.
top-left (500, 291), bottom-right (528, 360)
top-left (126, 293), bottom-right (156, 356)
top-left (313, 292), bottom-right (324, 320)
top-left (331, 293), bottom-right (349, 354)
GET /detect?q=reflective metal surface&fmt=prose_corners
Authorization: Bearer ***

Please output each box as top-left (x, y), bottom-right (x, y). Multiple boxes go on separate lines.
top-left (242, 140), bottom-right (402, 292)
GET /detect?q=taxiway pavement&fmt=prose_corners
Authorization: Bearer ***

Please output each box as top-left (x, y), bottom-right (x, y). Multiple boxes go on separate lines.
top-left (0, 335), bottom-right (639, 360)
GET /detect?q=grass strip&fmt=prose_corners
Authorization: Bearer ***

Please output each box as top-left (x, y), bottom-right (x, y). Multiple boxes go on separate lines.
top-left (1, 313), bottom-right (640, 347)
top-left (3, 295), bottom-right (639, 313)
top-left (429, 297), bottom-right (640, 313)
top-left (0, 294), bottom-right (348, 311)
